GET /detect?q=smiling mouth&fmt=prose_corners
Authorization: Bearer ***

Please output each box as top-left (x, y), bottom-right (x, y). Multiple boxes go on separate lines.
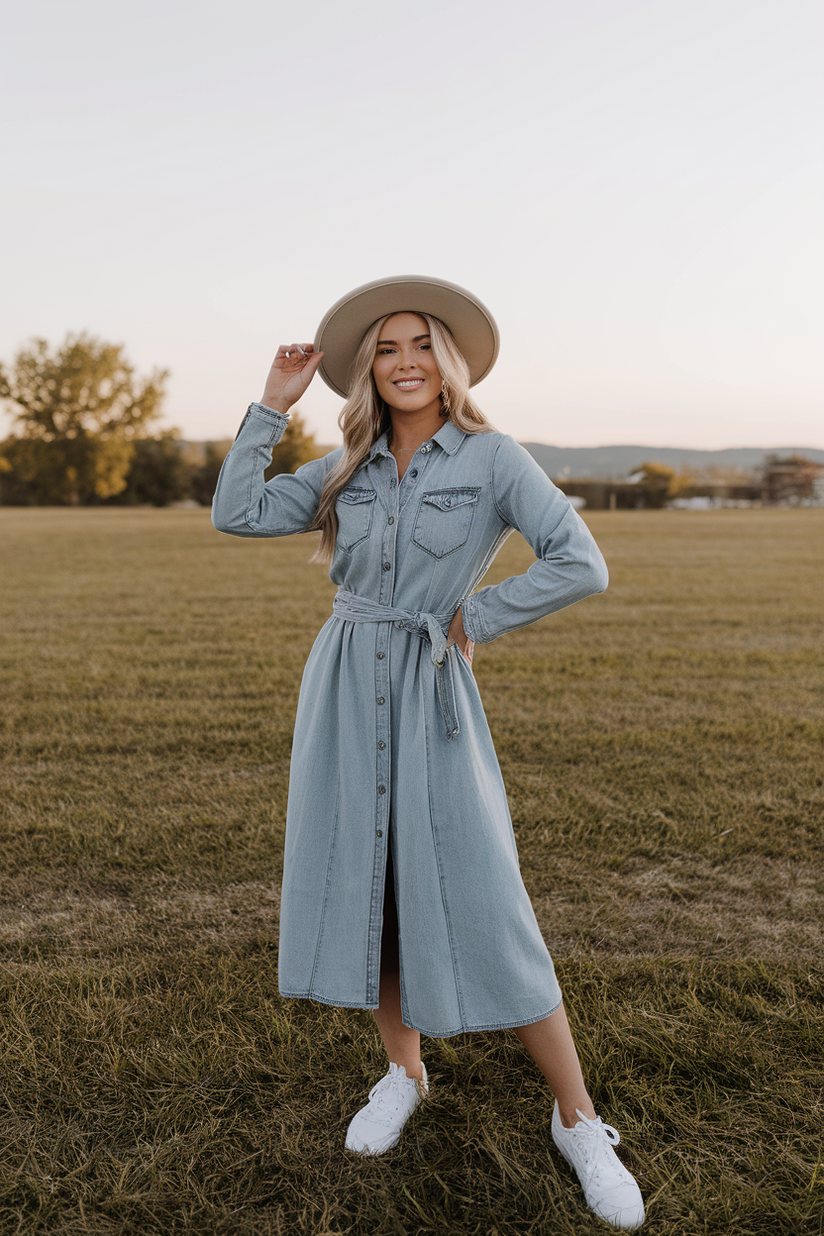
top-left (394, 379), bottom-right (424, 389)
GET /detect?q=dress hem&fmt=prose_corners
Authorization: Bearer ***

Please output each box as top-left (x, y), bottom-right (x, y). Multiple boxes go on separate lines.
top-left (278, 989), bottom-right (563, 1037)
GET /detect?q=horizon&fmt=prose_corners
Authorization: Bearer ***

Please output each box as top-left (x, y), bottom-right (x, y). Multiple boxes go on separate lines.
top-left (518, 440), bottom-right (824, 452)
top-left (176, 432), bottom-right (824, 464)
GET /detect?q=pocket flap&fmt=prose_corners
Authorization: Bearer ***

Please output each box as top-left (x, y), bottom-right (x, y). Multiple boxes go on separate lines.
top-left (421, 489), bottom-right (479, 512)
top-left (338, 487), bottom-right (377, 505)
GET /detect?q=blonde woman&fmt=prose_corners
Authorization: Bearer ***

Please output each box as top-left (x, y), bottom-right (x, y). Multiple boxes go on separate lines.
top-left (212, 276), bottom-right (645, 1230)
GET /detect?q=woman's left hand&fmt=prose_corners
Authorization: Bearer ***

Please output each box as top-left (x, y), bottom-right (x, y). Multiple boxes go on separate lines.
top-left (447, 606), bottom-right (474, 666)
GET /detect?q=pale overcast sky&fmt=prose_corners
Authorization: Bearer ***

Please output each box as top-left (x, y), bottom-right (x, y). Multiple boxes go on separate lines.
top-left (2, 0), bottom-right (822, 448)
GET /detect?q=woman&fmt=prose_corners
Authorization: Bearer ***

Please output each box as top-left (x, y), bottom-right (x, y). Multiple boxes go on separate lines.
top-left (212, 275), bottom-right (645, 1230)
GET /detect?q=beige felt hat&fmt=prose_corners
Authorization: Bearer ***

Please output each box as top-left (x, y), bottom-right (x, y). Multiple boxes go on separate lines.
top-left (314, 274), bottom-right (500, 398)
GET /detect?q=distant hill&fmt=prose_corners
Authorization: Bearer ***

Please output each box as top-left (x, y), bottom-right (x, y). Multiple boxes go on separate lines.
top-left (184, 438), bottom-right (824, 480)
top-left (520, 443), bottom-right (824, 479)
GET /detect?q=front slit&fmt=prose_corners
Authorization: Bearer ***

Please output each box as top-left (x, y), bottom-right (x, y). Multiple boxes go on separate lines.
top-left (380, 828), bottom-right (400, 975)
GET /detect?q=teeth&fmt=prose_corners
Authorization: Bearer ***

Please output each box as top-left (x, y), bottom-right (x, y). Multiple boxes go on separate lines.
top-left (396, 380), bottom-right (422, 387)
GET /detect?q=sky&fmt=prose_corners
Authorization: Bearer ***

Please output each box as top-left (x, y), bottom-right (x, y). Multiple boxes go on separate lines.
top-left (2, 0), bottom-right (822, 449)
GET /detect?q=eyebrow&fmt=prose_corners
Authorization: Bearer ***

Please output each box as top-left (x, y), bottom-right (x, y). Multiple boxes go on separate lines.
top-left (376, 334), bottom-right (431, 346)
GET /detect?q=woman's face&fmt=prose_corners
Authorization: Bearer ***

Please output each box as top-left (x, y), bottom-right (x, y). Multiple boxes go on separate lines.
top-left (371, 312), bottom-right (442, 415)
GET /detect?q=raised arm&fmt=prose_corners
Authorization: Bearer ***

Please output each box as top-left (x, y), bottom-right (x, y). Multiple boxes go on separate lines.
top-left (211, 341), bottom-right (333, 538)
top-left (460, 435), bottom-right (608, 643)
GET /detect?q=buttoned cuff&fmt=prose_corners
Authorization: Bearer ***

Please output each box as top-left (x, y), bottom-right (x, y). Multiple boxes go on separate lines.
top-left (232, 402), bottom-right (291, 448)
top-left (249, 402), bottom-right (290, 425)
top-left (459, 593), bottom-right (491, 644)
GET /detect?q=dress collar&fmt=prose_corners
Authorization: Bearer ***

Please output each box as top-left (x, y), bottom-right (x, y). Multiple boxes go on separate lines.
top-left (432, 418), bottom-right (465, 455)
top-left (366, 432), bottom-right (392, 463)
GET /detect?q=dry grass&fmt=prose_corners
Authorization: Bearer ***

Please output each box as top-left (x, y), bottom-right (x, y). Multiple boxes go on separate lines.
top-left (0, 507), bottom-right (822, 1235)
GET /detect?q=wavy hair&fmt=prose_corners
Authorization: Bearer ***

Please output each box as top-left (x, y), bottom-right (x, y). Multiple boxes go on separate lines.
top-left (310, 312), bottom-right (493, 563)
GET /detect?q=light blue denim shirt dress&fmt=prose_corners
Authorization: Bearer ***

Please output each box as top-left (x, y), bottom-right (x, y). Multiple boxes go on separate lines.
top-left (212, 403), bottom-right (608, 1037)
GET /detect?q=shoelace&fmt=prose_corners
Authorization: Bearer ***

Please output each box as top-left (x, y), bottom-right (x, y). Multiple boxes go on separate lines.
top-left (366, 1073), bottom-right (416, 1118)
top-left (572, 1119), bottom-right (626, 1185)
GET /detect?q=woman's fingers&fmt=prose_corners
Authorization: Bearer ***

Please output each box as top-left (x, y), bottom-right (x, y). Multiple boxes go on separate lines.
top-left (277, 342), bottom-right (315, 358)
top-left (261, 346), bottom-right (323, 410)
top-left (271, 345), bottom-right (322, 370)
top-left (273, 345), bottom-right (323, 380)
top-left (445, 604), bottom-right (474, 665)
top-left (293, 348), bottom-right (323, 376)
top-left (450, 636), bottom-right (474, 664)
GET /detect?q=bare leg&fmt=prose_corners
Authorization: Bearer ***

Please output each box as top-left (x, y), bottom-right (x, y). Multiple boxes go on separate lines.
top-left (371, 846), bottom-right (423, 1082)
top-left (513, 1002), bottom-right (597, 1128)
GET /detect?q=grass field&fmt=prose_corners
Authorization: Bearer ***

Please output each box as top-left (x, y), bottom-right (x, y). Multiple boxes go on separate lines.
top-left (0, 507), bottom-right (822, 1236)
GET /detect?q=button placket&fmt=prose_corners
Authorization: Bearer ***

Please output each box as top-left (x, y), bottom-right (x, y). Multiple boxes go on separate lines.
top-left (379, 460), bottom-right (397, 605)
top-left (367, 457), bottom-right (398, 1004)
top-left (369, 627), bottom-right (391, 1001)
top-left (397, 440), bottom-right (433, 513)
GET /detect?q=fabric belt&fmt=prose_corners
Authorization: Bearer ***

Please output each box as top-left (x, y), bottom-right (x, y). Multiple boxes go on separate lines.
top-left (332, 589), bottom-right (461, 740)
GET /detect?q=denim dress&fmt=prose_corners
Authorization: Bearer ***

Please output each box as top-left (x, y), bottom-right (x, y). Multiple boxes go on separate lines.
top-left (212, 403), bottom-right (608, 1037)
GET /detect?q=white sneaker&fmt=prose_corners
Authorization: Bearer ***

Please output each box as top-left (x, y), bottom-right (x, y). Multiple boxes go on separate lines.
top-left (345, 1062), bottom-right (428, 1155)
top-left (551, 1102), bottom-right (645, 1230)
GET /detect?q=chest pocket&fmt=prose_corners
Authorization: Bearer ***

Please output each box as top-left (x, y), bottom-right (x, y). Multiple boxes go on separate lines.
top-left (335, 486), bottom-right (377, 552)
top-left (412, 488), bottom-right (480, 559)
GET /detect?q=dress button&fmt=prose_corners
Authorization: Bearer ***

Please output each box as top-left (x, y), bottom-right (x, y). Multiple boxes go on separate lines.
top-left (377, 696), bottom-right (385, 705)
top-left (377, 651), bottom-right (385, 659)
top-left (410, 469), bottom-right (418, 478)
top-left (378, 785), bottom-right (386, 795)
top-left (388, 516), bottom-right (395, 525)
top-left (376, 829), bottom-right (383, 838)
top-left (378, 741), bottom-right (386, 750)
top-left (383, 562), bottom-right (391, 571)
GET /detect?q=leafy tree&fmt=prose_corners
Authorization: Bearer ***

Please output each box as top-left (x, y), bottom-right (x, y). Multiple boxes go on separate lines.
top-left (190, 440), bottom-right (235, 508)
top-left (188, 406), bottom-right (324, 508)
top-left (263, 406), bottom-right (323, 482)
top-left (633, 461), bottom-right (680, 508)
top-left (0, 333), bottom-right (168, 504)
top-left (108, 431), bottom-right (195, 507)
top-left (0, 444), bottom-right (37, 505)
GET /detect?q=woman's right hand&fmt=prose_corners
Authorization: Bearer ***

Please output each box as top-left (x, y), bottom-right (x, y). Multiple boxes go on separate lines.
top-left (260, 343), bottom-right (324, 414)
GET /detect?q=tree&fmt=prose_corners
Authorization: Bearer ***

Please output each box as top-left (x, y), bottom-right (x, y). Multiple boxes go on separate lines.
top-left (108, 431), bottom-right (195, 507)
top-left (263, 406), bottom-right (323, 482)
top-left (187, 406), bottom-right (324, 508)
top-left (190, 440), bottom-right (235, 508)
top-left (0, 333), bottom-right (168, 504)
top-left (632, 461), bottom-right (680, 508)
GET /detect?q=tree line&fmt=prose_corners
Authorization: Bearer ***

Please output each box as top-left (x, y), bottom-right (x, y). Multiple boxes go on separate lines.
top-left (0, 333), bottom-right (322, 506)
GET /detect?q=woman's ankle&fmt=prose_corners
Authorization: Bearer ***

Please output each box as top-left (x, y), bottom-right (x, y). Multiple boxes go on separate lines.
top-left (391, 1058), bottom-right (424, 1082)
top-left (558, 1097), bottom-right (597, 1128)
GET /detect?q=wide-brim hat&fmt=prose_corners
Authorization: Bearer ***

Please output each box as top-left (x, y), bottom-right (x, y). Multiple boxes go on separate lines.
top-left (314, 274), bottom-right (500, 398)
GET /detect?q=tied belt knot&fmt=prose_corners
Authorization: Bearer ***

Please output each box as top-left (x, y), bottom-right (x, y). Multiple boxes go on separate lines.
top-left (332, 589), bottom-right (461, 740)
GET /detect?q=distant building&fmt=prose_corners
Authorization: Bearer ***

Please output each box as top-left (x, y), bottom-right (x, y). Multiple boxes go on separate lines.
top-left (539, 449), bottom-right (824, 510)
top-left (761, 455), bottom-right (824, 506)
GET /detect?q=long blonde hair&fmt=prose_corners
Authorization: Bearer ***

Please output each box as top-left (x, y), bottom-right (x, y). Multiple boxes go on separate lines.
top-left (310, 312), bottom-right (493, 563)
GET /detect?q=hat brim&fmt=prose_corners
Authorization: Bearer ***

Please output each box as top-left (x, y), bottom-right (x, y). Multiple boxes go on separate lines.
top-left (313, 274), bottom-right (500, 398)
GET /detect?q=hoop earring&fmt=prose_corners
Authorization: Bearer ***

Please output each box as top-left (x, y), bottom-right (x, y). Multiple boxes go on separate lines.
top-left (440, 380), bottom-right (451, 418)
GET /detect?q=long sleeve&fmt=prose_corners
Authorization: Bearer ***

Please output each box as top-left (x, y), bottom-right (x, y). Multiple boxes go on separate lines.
top-left (211, 403), bottom-right (338, 538)
top-left (460, 435), bottom-right (608, 643)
